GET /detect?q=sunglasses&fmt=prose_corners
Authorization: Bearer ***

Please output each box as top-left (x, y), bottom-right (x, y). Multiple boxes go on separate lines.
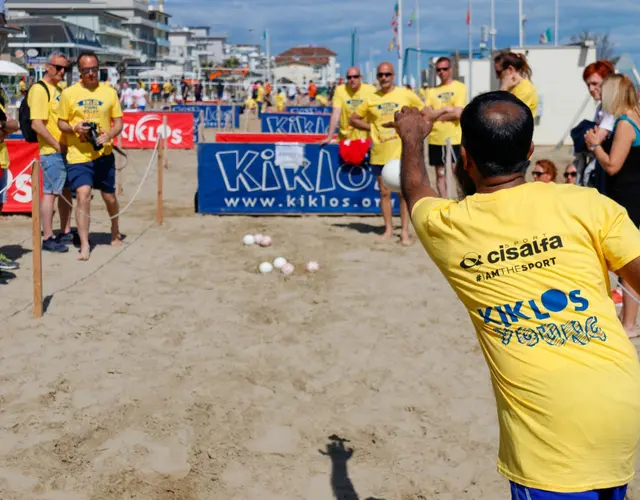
top-left (346, 75), bottom-right (361, 80)
top-left (564, 172), bottom-right (577, 178)
top-left (80, 66), bottom-right (99, 75)
top-left (436, 67), bottom-right (450, 73)
top-left (532, 171), bottom-right (545, 177)
top-left (48, 63), bottom-right (68, 72)
top-left (377, 72), bottom-right (393, 78)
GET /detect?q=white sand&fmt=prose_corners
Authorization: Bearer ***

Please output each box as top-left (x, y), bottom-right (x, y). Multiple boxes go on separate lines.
top-left (0, 145), bottom-right (637, 499)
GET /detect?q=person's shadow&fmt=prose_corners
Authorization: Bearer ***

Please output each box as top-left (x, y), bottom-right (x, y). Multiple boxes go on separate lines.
top-left (319, 435), bottom-right (385, 500)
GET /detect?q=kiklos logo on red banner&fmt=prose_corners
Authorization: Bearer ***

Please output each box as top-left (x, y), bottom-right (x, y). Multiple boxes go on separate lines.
top-left (120, 112), bottom-right (194, 149)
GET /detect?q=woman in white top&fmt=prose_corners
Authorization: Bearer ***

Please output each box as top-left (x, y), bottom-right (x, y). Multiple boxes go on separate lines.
top-left (133, 82), bottom-right (147, 111)
top-left (120, 81), bottom-right (133, 109)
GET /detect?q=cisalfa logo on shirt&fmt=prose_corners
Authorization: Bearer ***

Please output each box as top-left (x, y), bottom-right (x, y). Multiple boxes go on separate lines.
top-left (460, 235), bottom-right (564, 273)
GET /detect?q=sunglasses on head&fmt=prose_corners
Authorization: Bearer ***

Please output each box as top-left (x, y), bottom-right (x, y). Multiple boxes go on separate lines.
top-left (564, 171), bottom-right (577, 178)
top-left (346, 74), bottom-right (361, 80)
top-left (436, 66), bottom-right (450, 73)
top-left (377, 72), bottom-right (393, 78)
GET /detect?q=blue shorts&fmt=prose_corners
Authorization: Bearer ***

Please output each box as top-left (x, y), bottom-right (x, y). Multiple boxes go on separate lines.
top-left (370, 164), bottom-right (384, 177)
top-left (67, 154), bottom-right (116, 194)
top-left (510, 482), bottom-right (628, 500)
top-left (0, 168), bottom-right (7, 204)
top-left (41, 152), bottom-right (67, 195)
top-left (137, 105), bottom-right (146, 111)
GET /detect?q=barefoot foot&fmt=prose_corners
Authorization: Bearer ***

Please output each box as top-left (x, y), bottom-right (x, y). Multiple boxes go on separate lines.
top-left (111, 236), bottom-right (124, 247)
top-left (77, 247), bottom-right (90, 261)
top-left (375, 231), bottom-right (393, 241)
top-left (624, 327), bottom-right (639, 339)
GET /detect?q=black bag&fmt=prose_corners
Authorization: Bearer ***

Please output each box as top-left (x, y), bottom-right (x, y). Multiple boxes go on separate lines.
top-left (570, 119), bottom-right (597, 154)
top-left (19, 81), bottom-right (50, 143)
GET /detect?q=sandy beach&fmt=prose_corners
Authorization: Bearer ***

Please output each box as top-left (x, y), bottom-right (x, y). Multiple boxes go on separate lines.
top-left (0, 143), bottom-right (637, 500)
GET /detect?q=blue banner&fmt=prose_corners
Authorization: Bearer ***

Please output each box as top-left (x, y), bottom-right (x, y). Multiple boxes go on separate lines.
top-left (286, 106), bottom-right (332, 114)
top-left (261, 113), bottom-right (331, 134)
top-left (173, 104), bottom-right (241, 129)
top-left (197, 143), bottom-right (399, 214)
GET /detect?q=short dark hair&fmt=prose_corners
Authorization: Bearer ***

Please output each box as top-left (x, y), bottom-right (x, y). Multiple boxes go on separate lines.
top-left (77, 50), bottom-right (99, 66)
top-left (435, 56), bottom-right (451, 66)
top-left (460, 91), bottom-right (534, 178)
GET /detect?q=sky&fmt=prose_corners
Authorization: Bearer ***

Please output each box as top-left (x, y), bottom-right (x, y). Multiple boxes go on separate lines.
top-left (168, 0), bottom-right (639, 79)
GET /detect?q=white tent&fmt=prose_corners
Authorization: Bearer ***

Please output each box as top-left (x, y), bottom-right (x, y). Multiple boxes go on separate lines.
top-left (138, 69), bottom-right (170, 79)
top-left (0, 61), bottom-right (28, 77)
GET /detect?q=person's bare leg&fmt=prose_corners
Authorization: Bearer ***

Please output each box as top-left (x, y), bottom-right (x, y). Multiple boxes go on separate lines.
top-left (376, 176), bottom-right (393, 239)
top-left (101, 191), bottom-right (122, 246)
top-left (58, 188), bottom-right (72, 234)
top-left (620, 279), bottom-right (639, 338)
top-left (399, 195), bottom-right (413, 245)
top-left (41, 193), bottom-right (56, 240)
top-left (75, 185), bottom-right (92, 261)
top-left (436, 166), bottom-right (447, 198)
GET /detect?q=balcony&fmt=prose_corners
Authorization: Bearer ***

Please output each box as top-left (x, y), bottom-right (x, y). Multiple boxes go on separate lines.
top-left (96, 25), bottom-right (132, 38)
top-left (104, 46), bottom-right (141, 58)
top-left (122, 16), bottom-right (157, 29)
top-left (155, 22), bottom-right (171, 32)
top-left (156, 37), bottom-right (170, 48)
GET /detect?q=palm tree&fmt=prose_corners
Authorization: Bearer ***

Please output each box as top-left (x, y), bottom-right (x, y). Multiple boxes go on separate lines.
top-left (223, 56), bottom-right (241, 68)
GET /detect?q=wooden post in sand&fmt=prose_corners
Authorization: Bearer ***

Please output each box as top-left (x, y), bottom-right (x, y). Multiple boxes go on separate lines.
top-left (31, 160), bottom-right (43, 318)
top-left (157, 116), bottom-right (166, 226)
top-left (198, 110), bottom-right (205, 143)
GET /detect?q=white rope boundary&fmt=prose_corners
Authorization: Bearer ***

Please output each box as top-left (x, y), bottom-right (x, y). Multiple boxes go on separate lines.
top-left (0, 159), bottom-right (38, 197)
top-left (42, 137), bottom-right (160, 226)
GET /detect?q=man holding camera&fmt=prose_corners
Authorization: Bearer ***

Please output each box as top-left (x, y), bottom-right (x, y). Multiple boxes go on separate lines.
top-left (58, 51), bottom-right (123, 261)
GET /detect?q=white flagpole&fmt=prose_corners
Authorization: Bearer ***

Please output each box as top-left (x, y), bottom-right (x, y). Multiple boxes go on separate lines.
top-left (468, 0), bottom-right (473, 101)
top-left (490, 0), bottom-right (496, 51)
top-left (518, 0), bottom-right (524, 47)
top-left (416, 0), bottom-right (420, 86)
top-left (398, 0), bottom-right (403, 85)
top-left (554, 0), bottom-right (559, 46)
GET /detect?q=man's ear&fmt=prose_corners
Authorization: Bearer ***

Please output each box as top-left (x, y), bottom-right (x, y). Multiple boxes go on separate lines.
top-left (527, 141), bottom-right (535, 159)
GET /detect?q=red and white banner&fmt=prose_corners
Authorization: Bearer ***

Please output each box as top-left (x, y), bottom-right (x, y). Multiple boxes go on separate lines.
top-left (1, 140), bottom-right (40, 214)
top-left (120, 112), bottom-right (194, 149)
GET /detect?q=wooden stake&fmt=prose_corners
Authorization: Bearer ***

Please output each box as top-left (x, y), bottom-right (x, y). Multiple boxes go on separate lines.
top-left (157, 116), bottom-right (165, 225)
top-left (31, 160), bottom-right (43, 318)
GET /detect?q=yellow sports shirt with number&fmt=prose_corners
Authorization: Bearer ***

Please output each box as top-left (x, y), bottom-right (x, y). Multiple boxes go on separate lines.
top-left (411, 182), bottom-right (640, 492)
top-left (355, 87), bottom-right (424, 165)
top-left (0, 104), bottom-right (8, 169)
top-left (332, 83), bottom-right (376, 141)
top-left (426, 80), bottom-right (466, 146)
top-left (511, 78), bottom-right (539, 117)
top-left (58, 82), bottom-right (123, 165)
top-left (28, 80), bottom-right (63, 156)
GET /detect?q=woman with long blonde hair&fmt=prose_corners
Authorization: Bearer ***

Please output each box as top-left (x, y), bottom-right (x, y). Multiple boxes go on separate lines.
top-left (586, 74), bottom-right (640, 338)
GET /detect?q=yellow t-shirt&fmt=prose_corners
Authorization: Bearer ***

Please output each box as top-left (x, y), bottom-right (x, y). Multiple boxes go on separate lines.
top-left (316, 94), bottom-right (329, 106)
top-left (411, 182), bottom-right (640, 492)
top-left (419, 87), bottom-right (429, 102)
top-left (27, 80), bottom-right (63, 156)
top-left (163, 81), bottom-right (172, 93)
top-left (511, 78), bottom-right (539, 118)
top-left (332, 83), bottom-right (376, 141)
top-left (0, 104), bottom-right (8, 169)
top-left (355, 86), bottom-right (425, 165)
top-left (58, 81), bottom-right (67, 90)
top-left (245, 97), bottom-right (257, 110)
top-left (275, 94), bottom-right (285, 111)
top-left (58, 82), bottom-right (123, 165)
top-left (425, 80), bottom-right (466, 146)
top-left (256, 86), bottom-right (264, 103)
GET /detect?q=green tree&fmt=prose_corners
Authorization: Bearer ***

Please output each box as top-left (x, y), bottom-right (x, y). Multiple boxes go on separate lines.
top-left (223, 56), bottom-right (240, 68)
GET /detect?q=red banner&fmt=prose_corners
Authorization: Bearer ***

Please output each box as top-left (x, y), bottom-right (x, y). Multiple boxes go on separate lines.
top-left (216, 133), bottom-right (328, 144)
top-left (1, 140), bottom-right (40, 214)
top-left (120, 112), bottom-right (194, 149)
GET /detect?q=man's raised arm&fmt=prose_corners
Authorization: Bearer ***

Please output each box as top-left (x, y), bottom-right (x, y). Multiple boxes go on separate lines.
top-left (383, 106), bottom-right (439, 212)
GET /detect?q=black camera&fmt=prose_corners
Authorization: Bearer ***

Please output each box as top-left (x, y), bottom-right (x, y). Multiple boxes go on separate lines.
top-left (83, 122), bottom-right (103, 151)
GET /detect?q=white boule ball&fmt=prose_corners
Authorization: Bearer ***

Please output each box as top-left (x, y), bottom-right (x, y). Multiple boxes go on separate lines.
top-left (273, 257), bottom-right (288, 269)
top-left (253, 233), bottom-right (264, 244)
top-left (305, 261), bottom-right (320, 273)
top-left (381, 158), bottom-right (402, 193)
top-left (258, 262), bottom-right (274, 274)
top-left (243, 234), bottom-right (256, 246)
top-left (281, 263), bottom-right (295, 276)
top-left (260, 235), bottom-right (272, 247)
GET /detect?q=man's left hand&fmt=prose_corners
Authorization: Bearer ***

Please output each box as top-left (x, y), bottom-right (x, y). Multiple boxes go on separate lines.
top-left (96, 133), bottom-right (111, 146)
top-left (383, 106), bottom-right (432, 142)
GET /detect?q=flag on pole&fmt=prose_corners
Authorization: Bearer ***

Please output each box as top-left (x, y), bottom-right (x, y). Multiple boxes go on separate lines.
top-left (408, 9), bottom-right (416, 27)
top-left (539, 28), bottom-right (552, 44)
top-left (465, 7), bottom-right (471, 25)
top-left (388, 38), bottom-right (395, 51)
top-left (394, 1), bottom-right (399, 14)
top-left (263, 30), bottom-right (267, 41)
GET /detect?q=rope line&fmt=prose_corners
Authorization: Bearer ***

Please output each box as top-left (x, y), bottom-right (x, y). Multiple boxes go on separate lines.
top-left (0, 160), bottom-right (37, 197)
top-left (617, 282), bottom-right (640, 306)
top-left (43, 137), bottom-right (160, 226)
